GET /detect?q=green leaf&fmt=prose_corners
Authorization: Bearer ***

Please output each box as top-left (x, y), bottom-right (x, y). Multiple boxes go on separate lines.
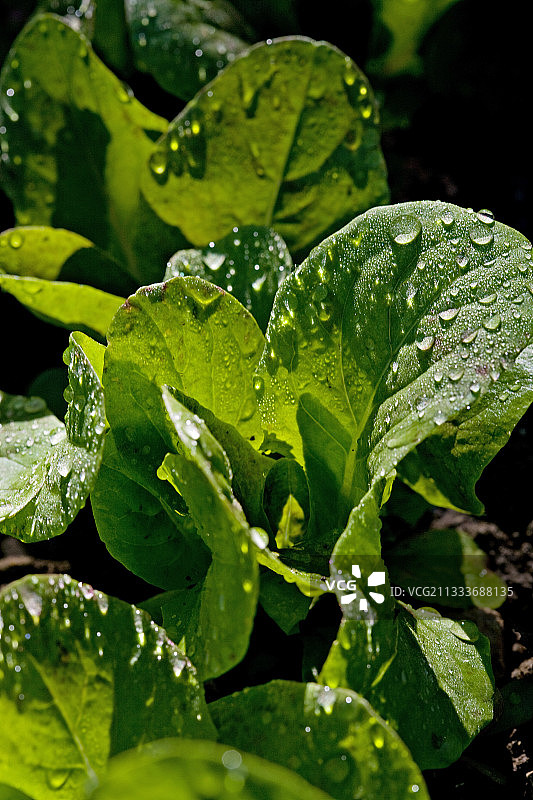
top-left (0, 785), bottom-right (35, 800)
top-left (321, 485), bottom-right (496, 768)
top-left (255, 201), bottom-right (533, 540)
top-left (319, 484), bottom-right (398, 696)
top-left (91, 430), bottom-right (210, 590)
top-left (489, 679), bottom-right (533, 735)
top-left (210, 680), bottom-right (429, 800)
top-left (142, 37), bottom-right (389, 257)
top-left (0, 15), bottom-right (174, 283)
top-left (262, 458), bottom-right (309, 549)
top-left (103, 277), bottom-right (265, 501)
top-left (0, 274), bottom-right (123, 340)
top-left (387, 528), bottom-right (507, 609)
top-left (156, 389), bottom-right (259, 680)
top-left (126, 0), bottom-right (253, 100)
top-left (259, 571), bottom-right (312, 634)
top-left (368, 0), bottom-right (462, 77)
top-left (0, 226), bottom-right (132, 294)
top-left (0, 574), bottom-right (216, 800)
top-left (0, 332), bottom-right (105, 542)
top-left (165, 225), bottom-right (293, 332)
top-left (398, 343), bottom-right (533, 512)
top-left (322, 603), bottom-right (495, 769)
top-left (163, 385), bottom-right (273, 530)
top-left (87, 738), bottom-right (335, 800)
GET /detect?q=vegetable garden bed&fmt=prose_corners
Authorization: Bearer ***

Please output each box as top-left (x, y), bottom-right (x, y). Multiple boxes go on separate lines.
top-left (1, 2), bottom-right (532, 799)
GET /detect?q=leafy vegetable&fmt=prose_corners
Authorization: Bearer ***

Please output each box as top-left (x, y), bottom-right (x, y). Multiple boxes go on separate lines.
top-left (255, 201), bottom-right (533, 541)
top-left (0, 273), bottom-right (123, 340)
top-left (211, 680), bottom-right (429, 800)
top-left (0, 332), bottom-right (105, 542)
top-left (1, 4), bottom-right (532, 796)
top-left (0, 15), bottom-right (170, 283)
top-left (155, 388), bottom-right (259, 680)
top-left (142, 37), bottom-right (389, 256)
top-left (91, 429), bottom-right (211, 590)
top-left (88, 738), bottom-right (334, 800)
top-left (125, 0), bottom-right (253, 100)
top-left (0, 574), bottom-right (215, 800)
top-left (0, 226), bottom-right (131, 294)
top-left (164, 225), bottom-right (293, 332)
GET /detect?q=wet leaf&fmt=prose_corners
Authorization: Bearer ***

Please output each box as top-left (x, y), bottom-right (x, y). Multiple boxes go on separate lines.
top-left (398, 343), bottom-right (533, 512)
top-left (0, 226), bottom-right (132, 295)
top-left (387, 528), bottom-right (507, 609)
top-left (0, 574), bottom-right (215, 800)
top-left (0, 15), bottom-right (173, 284)
top-left (103, 277), bottom-right (265, 503)
top-left (142, 37), bottom-right (389, 257)
top-left (91, 430), bottom-right (210, 590)
top-left (126, 0), bottom-right (253, 100)
top-left (0, 332), bottom-right (105, 542)
top-left (87, 738), bottom-right (334, 800)
top-left (153, 389), bottom-right (259, 680)
top-left (0, 274), bottom-right (123, 340)
top-left (210, 680), bottom-right (429, 800)
top-left (165, 225), bottom-right (293, 332)
top-left (255, 201), bottom-right (533, 542)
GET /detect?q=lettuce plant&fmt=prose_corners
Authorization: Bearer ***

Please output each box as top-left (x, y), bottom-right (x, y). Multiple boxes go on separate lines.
top-left (1, 5), bottom-right (532, 800)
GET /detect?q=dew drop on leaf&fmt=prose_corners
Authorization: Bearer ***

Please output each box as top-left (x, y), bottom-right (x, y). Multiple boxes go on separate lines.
top-left (8, 231), bottom-right (24, 249)
top-left (469, 228), bottom-right (494, 248)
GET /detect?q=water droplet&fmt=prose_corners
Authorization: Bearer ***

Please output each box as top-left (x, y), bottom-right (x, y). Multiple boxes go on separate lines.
top-left (453, 620), bottom-right (479, 642)
top-left (416, 335), bottom-right (434, 352)
top-left (441, 210), bottom-right (455, 228)
top-left (390, 215), bottom-right (422, 247)
top-left (448, 367), bottom-right (464, 382)
top-left (456, 255), bottom-right (469, 271)
top-left (116, 82), bottom-right (132, 103)
top-left (343, 62), bottom-right (356, 86)
top-left (470, 382), bottom-right (481, 394)
top-left (439, 308), bottom-right (459, 322)
top-left (461, 329), bottom-right (477, 344)
top-left (253, 376), bottom-right (265, 401)
top-left (46, 769), bottom-right (71, 790)
top-left (476, 208), bottom-right (495, 226)
top-left (479, 293), bottom-right (497, 305)
top-left (149, 149), bottom-right (167, 177)
top-left (8, 231), bottom-right (24, 249)
top-left (469, 228), bottom-right (494, 248)
top-left (483, 314), bottom-right (501, 331)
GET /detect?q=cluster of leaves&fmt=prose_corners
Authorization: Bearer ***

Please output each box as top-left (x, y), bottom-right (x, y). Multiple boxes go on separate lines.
top-left (1, 2), bottom-right (533, 799)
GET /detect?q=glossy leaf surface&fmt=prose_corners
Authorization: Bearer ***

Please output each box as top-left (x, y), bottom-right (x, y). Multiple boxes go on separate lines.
top-left (0, 226), bottom-right (131, 294)
top-left (142, 37), bottom-right (389, 256)
top-left (165, 225), bottom-right (292, 332)
top-left (0, 575), bottom-right (215, 800)
top-left (0, 333), bottom-right (105, 542)
top-left (255, 202), bottom-right (533, 541)
top-left (0, 15), bottom-right (170, 283)
top-left (88, 738), bottom-right (334, 800)
top-left (103, 277), bottom-right (265, 501)
top-left (155, 389), bottom-right (259, 680)
top-left (126, 0), bottom-right (253, 100)
top-left (0, 274), bottom-right (122, 340)
top-left (91, 430), bottom-right (210, 590)
top-left (211, 680), bottom-right (429, 800)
